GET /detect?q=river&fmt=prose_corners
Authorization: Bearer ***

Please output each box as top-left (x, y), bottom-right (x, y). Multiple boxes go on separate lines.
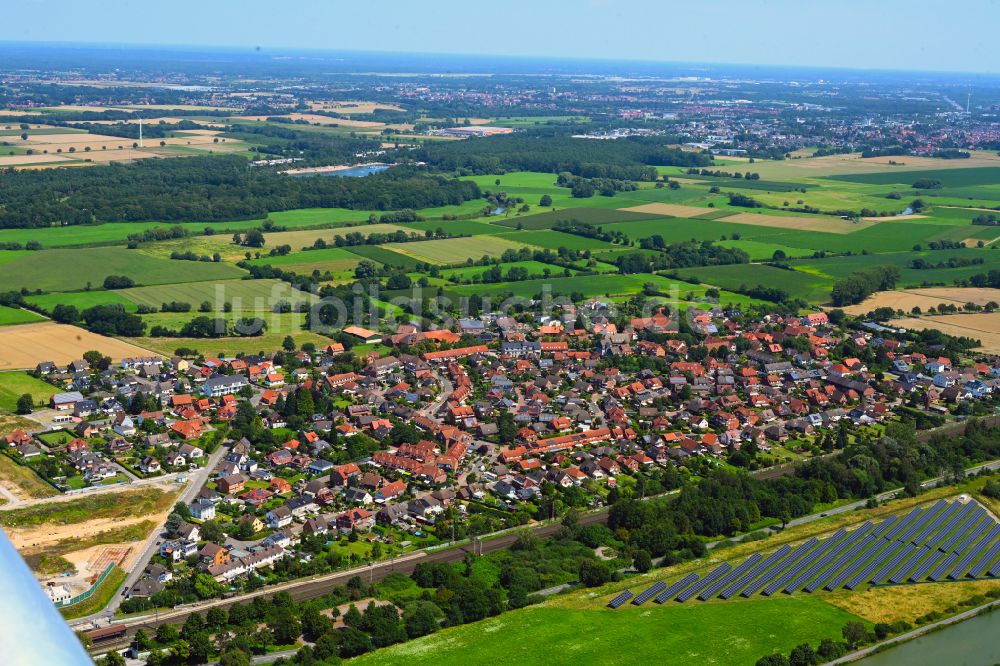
top-left (860, 606), bottom-right (1000, 666)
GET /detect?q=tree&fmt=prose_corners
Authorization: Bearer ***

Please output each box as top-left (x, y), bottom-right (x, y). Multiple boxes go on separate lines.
top-left (404, 602), bottom-right (440, 639)
top-left (842, 620), bottom-right (867, 647)
top-left (336, 627), bottom-right (373, 657)
top-left (756, 655), bottom-right (790, 666)
top-left (633, 549), bottom-right (653, 573)
top-left (539, 194), bottom-right (552, 207)
top-left (282, 335), bottom-right (296, 351)
top-left (97, 651), bottom-right (126, 666)
top-left (219, 649), bottom-right (252, 666)
top-left (354, 260), bottom-right (377, 280)
top-left (578, 559), bottom-right (613, 587)
top-left (788, 643), bottom-right (817, 666)
top-left (188, 632), bottom-right (212, 664)
top-left (242, 229), bottom-right (266, 248)
top-left (15, 393), bottom-right (33, 414)
top-left (300, 605), bottom-right (331, 641)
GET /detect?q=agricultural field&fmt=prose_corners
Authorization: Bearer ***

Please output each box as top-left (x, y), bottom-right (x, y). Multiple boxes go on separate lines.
top-left (791, 248), bottom-right (1000, 290)
top-left (442, 260), bottom-right (577, 283)
top-left (383, 235), bottom-right (534, 265)
top-left (117, 278), bottom-right (315, 311)
top-left (890, 313), bottom-right (1000, 353)
top-left (0, 306), bottom-right (46, 327)
top-left (0, 322), bottom-right (160, 370)
top-left (0, 371), bottom-right (57, 412)
top-left (494, 207), bottom-right (659, 229)
top-left (24, 290), bottom-right (138, 315)
top-left (680, 264), bottom-right (833, 303)
top-left (244, 247), bottom-right (362, 275)
top-left (346, 245), bottom-right (428, 270)
top-left (266, 224), bottom-right (412, 249)
top-left (840, 287), bottom-right (1000, 316)
top-left (510, 230), bottom-right (621, 251)
top-left (353, 594), bottom-right (859, 666)
top-left (0, 247), bottom-right (244, 292)
top-left (830, 166), bottom-right (1000, 188)
top-left (124, 328), bottom-right (331, 357)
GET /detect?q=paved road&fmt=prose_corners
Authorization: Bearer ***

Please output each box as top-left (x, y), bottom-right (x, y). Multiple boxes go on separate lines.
top-left (71, 444), bottom-right (230, 626)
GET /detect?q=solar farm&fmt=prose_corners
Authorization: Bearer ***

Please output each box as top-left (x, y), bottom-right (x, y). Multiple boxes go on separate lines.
top-left (610, 498), bottom-right (1000, 609)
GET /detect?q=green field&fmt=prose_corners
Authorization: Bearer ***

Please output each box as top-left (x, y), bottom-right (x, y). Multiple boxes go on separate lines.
top-left (118, 278), bottom-right (313, 311)
top-left (830, 166), bottom-right (1000, 187)
top-left (0, 248), bottom-right (245, 292)
top-left (0, 371), bottom-right (57, 412)
top-left (681, 264), bottom-right (833, 303)
top-left (345, 245), bottom-right (427, 270)
top-left (353, 597), bottom-right (860, 666)
top-left (494, 207), bottom-right (660, 230)
top-left (791, 248), bottom-right (1000, 289)
top-left (512, 230), bottom-right (621, 251)
top-left (0, 306), bottom-right (46, 327)
top-left (244, 247), bottom-right (362, 275)
top-left (443, 260), bottom-right (577, 282)
top-left (384, 236), bottom-right (534, 265)
top-left (125, 328), bottom-right (332, 357)
top-left (24, 290), bottom-right (139, 315)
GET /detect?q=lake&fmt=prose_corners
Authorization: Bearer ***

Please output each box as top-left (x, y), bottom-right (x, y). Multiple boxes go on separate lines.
top-left (860, 607), bottom-right (1000, 666)
top-left (291, 164), bottom-right (390, 178)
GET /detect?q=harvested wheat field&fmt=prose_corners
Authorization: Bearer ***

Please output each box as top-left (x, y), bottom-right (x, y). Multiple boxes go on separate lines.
top-left (861, 214), bottom-right (927, 221)
top-left (890, 313), bottom-right (1000, 353)
top-left (0, 322), bottom-right (161, 369)
top-left (308, 100), bottom-right (404, 114)
top-left (620, 203), bottom-right (717, 218)
top-left (842, 287), bottom-right (1000, 316)
top-left (723, 212), bottom-right (872, 234)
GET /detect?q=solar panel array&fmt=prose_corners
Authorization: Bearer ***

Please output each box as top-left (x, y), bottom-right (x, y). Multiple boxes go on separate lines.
top-left (607, 499), bottom-right (1000, 610)
top-left (607, 590), bottom-right (633, 609)
top-left (655, 573), bottom-right (699, 604)
top-left (631, 581), bottom-right (667, 606)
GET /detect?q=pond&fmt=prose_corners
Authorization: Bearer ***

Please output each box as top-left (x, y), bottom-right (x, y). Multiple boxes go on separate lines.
top-left (860, 607), bottom-right (1000, 666)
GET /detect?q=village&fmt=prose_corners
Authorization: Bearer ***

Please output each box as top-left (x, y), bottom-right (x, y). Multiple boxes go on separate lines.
top-left (4, 301), bottom-right (998, 616)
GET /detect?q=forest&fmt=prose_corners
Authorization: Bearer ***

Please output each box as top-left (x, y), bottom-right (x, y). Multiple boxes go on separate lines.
top-left (412, 130), bottom-right (712, 177)
top-left (0, 158), bottom-right (481, 228)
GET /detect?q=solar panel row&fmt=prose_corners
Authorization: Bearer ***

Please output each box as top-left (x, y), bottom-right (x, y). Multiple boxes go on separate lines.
top-left (697, 553), bottom-right (762, 601)
top-left (953, 525), bottom-right (1000, 580)
top-left (928, 553), bottom-right (958, 582)
top-left (870, 515), bottom-right (898, 539)
top-left (967, 535), bottom-right (1000, 579)
top-left (786, 528), bottom-right (866, 594)
top-left (607, 590), bottom-right (633, 609)
top-left (655, 573), bottom-right (699, 604)
top-left (631, 581), bottom-right (667, 606)
top-left (948, 525), bottom-right (999, 579)
top-left (871, 543), bottom-right (916, 585)
top-left (889, 546), bottom-right (933, 584)
top-left (763, 531), bottom-right (846, 597)
top-left (898, 500), bottom-right (945, 544)
top-left (719, 545), bottom-right (792, 600)
top-left (845, 540), bottom-right (906, 590)
top-left (909, 549), bottom-right (947, 582)
top-left (936, 506), bottom-right (985, 553)
top-left (741, 539), bottom-right (818, 597)
top-left (909, 500), bottom-right (953, 545)
top-left (882, 507), bottom-right (922, 542)
top-left (925, 501), bottom-right (976, 553)
top-left (988, 556), bottom-right (1000, 578)
top-left (805, 525), bottom-right (875, 593)
top-left (676, 563), bottom-right (732, 603)
top-left (951, 513), bottom-right (992, 555)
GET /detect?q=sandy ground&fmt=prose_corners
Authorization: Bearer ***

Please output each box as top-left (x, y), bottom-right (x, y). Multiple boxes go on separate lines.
top-left (723, 211), bottom-right (873, 234)
top-left (324, 598), bottom-right (395, 627)
top-left (0, 322), bottom-right (161, 369)
top-left (620, 203), bottom-right (718, 218)
top-left (0, 154), bottom-right (72, 166)
top-left (8, 514), bottom-right (161, 553)
top-left (46, 544), bottom-right (135, 594)
top-left (890, 313), bottom-right (1000, 353)
top-left (842, 288), bottom-right (1000, 316)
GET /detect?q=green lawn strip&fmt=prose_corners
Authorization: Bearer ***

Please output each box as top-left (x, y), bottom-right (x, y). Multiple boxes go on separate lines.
top-left (0, 305), bottom-right (47, 326)
top-left (0, 371), bottom-right (58, 411)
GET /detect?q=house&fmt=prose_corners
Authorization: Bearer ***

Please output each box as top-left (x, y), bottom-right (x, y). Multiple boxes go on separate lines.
top-left (217, 475), bottom-right (246, 495)
top-left (266, 506), bottom-right (293, 529)
top-left (200, 543), bottom-right (231, 568)
top-left (189, 499), bottom-right (216, 521)
top-left (202, 374), bottom-right (249, 397)
top-left (139, 456), bottom-right (161, 474)
top-left (336, 507), bottom-right (374, 533)
top-left (307, 459), bottom-right (334, 476)
top-left (50, 391), bottom-right (84, 411)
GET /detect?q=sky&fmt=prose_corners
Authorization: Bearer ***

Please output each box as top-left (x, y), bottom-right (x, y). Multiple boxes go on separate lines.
top-left (2, 0), bottom-right (998, 74)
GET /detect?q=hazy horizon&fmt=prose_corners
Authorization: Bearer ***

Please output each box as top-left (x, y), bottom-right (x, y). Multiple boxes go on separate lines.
top-left (3, 0), bottom-right (999, 75)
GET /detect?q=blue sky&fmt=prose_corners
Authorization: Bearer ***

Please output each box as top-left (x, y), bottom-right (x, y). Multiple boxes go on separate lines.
top-left (3, 0), bottom-right (997, 73)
